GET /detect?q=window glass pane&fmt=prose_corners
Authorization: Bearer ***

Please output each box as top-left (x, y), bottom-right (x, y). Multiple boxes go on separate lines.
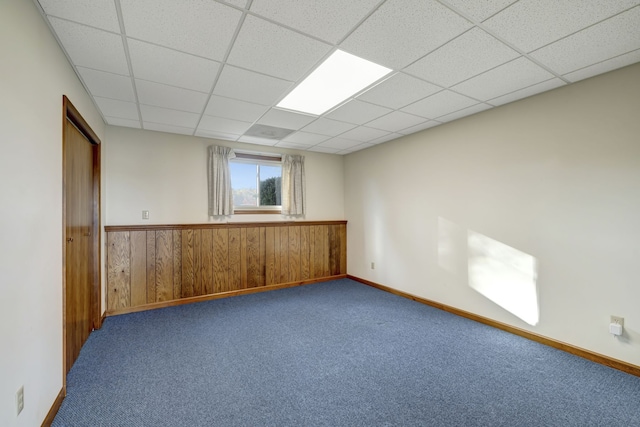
top-left (230, 162), bottom-right (257, 207)
top-left (259, 165), bottom-right (282, 206)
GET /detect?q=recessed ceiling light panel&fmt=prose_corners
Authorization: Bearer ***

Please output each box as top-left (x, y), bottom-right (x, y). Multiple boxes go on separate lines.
top-left (277, 50), bottom-right (392, 116)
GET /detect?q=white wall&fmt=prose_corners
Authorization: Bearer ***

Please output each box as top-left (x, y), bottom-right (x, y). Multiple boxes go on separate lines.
top-left (0, 1), bottom-right (105, 426)
top-left (345, 63), bottom-right (640, 366)
top-left (105, 126), bottom-right (345, 225)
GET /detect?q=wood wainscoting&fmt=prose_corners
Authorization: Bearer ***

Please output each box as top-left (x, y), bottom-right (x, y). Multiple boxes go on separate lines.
top-left (105, 221), bottom-right (346, 315)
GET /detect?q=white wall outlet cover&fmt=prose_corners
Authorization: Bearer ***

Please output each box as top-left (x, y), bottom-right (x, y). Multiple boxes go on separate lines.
top-left (609, 323), bottom-right (623, 336)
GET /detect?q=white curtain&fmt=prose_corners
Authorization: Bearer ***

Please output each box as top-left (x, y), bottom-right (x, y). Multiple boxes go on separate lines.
top-left (207, 145), bottom-right (235, 216)
top-left (281, 154), bottom-right (306, 216)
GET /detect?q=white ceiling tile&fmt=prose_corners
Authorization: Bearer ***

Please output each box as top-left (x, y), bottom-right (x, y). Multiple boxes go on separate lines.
top-left (250, 0), bottom-right (380, 44)
top-left (198, 116), bottom-right (252, 134)
top-left (275, 141), bottom-right (317, 149)
top-left (339, 143), bottom-right (375, 154)
top-left (140, 105), bottom-right (200, 128)
top-left (357, 73), bottom-right (441, 109)
top-left (307, 146), bottom-right (342, 154)
top-left (398, 120), bottom-right (440, 135)
top-left (401, 90), bottom-right (478, 119)
top-left (144, 122), bottom-right (194, 136)
top-left (451, 57), bottom-right (554, 101)
top-left (443, 0), bottom-right (518, 22)
top-left (39, 0), bottom-right (120, 32)
top-left (227, 15), bottom-right (332, 81)
top-left (369, 133), bottom-right (403, 144)
top-left (282, 132), bottom-right (330, 145)
top-left (48, 17), bottom-right (129, 74)
top-left (318, 138), bottom-right (363, 150)
top-left (223, 0), bottom-right (248, 9)
top-left (195, 129), bottom-right (240, 141)
top-left (487, 78), bottom-right (566, 106)
top-left (76, 67), bottom-right (135, 101)
top-left (365, 111), bottom-right (428, 133)
top-left (530, 7), bottom-right (640, 75)
top-left (340, 0), bottom-right (472, 69)
top-left (300, 118), bottom-right (357, 136)
top-left (326, 100), bottom-right (392, 125)
top-left (237, 135), bottom-right (279, 146)
top-left (405, 28), bottom-right (520, 87)
top-left (437, 103), bottom-right (492, 123)
top-left (339, 126), bottom-right (390, 142)
top-left (257, 109), bottom-right (317, 130)
top-left (127, 39), bottom-right (220, 93)
top-left (135, 79), bottom-right (208, 113)
top-left (93, 97), bottom-right (139, 120)
top-left (213, 65), bottom-right (293, 106)
top-left (563, 49), bottom-right (640, 83)
top-left (483, 0), bottom-right (640, 52)
top-left (120, 0), bottom-right (242, 60)
top-left (204, 96), bottom-right (269, 123)
top-left (105, 117), bottom-right (141, 128)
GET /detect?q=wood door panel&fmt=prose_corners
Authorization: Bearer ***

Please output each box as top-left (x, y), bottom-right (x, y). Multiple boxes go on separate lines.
top-left (64, 110), bottom-right (100, 375)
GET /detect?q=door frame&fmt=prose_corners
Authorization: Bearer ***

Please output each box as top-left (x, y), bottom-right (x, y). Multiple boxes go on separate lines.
top-left (62, 95), bottom-right (102, 391)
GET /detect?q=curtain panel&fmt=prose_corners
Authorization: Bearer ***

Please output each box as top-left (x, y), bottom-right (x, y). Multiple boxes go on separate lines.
top-left (281, 154), bottom-right (306, 216)
top-left (207, 145), bottom-right (235, 216)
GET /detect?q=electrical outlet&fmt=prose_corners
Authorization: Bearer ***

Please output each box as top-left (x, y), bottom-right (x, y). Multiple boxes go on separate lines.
top-left (611, 316), bottom-right (624, 327)
top-left (371, 262), bottom-right (375, 269)
top-left (16, 386), bottom-right (24, 416)
top-left (142, 210), bottom-right (149, 220)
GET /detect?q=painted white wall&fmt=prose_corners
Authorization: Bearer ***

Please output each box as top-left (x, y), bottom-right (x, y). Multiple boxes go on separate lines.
top-left (344, 63), bottom-right (640, 366)
top-left (0, 1), bottom-right (105, 426)
top-left (105, 126), bottom-right (345, 225)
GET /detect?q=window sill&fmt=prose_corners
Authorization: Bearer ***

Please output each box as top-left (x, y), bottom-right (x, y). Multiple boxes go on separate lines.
top-left (233, 209), bottom-right (282, 215)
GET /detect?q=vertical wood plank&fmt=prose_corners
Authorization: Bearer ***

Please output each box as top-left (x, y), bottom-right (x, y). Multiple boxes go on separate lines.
top-left (201, 229), bottom-right (214, 295)
top-left (265, 227), bottom-right (275, 286)
top-left (228, 228), bottom-right (241, 291)
top-left (288, 226), bottom-right (301, 282)
top-left (300, 225), bottom-right (310, 280)
top-left (339, 223), bottom-right (347, 274)
top-left (130, 231), bottom-right (147, 307)
top-left (309, 225), bottom-right (316, 279)
top-left (273, 227), bottom-right (280, 285)
top-left (240, 228), bottom-right (247, 289)
top-left (279, 226), bottom-right (289, 284)
top-left (155, 230), bottom-right (173, 302)
top-left (173, 230), bottom-right (182, 300)
top-left (181, 229), bottom-right (194, 298)
top-left (328, 225), bottom-right (339, 276)
top-left (259, 227), bottom-right (266, 286)
top-left (246, 227), bottom-right (260, 288)
top-left (323, 225), bottom-right (330, 277)
top-left (193, 229), bottom-right (202, 296)
top-left (107, 232), bottom-right (130, 310)
top-left (314, 225), bottom-right (325, 278)
top-left (146, 231), bottom-right (156, 303)
top-left (213, 229), bottom-right (229, 293)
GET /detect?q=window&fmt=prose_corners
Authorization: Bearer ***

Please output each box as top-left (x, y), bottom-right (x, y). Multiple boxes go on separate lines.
top-left (229, 153), bottom-right (282, 214)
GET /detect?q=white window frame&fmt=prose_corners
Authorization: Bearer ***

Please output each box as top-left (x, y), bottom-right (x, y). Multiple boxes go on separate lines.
top-left (230, 152), bottom-right (282, 214)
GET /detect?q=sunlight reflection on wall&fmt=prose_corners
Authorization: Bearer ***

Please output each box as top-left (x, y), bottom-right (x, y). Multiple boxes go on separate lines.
top-left (468, 231), bottom-right (539, 326)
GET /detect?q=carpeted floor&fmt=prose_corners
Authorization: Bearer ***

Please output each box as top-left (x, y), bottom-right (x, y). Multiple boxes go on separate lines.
top-left (53, 279), bottom-right (640, 426)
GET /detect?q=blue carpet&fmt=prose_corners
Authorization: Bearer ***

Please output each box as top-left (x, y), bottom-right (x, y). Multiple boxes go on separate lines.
top-left (53, 279), bottom-right (640, 426)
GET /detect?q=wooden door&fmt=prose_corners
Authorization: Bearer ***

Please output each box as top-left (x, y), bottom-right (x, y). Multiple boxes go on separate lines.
top-left (63, 97), bottom-right (101, 375)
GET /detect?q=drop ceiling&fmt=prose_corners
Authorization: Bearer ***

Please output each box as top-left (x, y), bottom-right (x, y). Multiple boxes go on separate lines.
top-left (36, 0), bottom-right (640, 155)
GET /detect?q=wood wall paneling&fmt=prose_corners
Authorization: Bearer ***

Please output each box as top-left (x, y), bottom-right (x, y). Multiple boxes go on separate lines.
top-left (129, 231), bottom-right (147, 306)
top-left (107, 231), bottom-right (130, 311)
top-left (105, 221), bottom-right (346, 313)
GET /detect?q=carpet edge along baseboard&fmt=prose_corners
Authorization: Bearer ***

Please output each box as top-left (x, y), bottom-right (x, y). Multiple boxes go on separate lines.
top-left (41, 387), bottom-right (64, 427)
top-left (105, 275), bottom-right (348, 317)
top-left (347, 275), bottom-right (640, 378)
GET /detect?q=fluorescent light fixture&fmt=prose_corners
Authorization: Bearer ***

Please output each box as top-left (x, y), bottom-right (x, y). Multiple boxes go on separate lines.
top-left (277, 50), bottom-right (392, 115)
